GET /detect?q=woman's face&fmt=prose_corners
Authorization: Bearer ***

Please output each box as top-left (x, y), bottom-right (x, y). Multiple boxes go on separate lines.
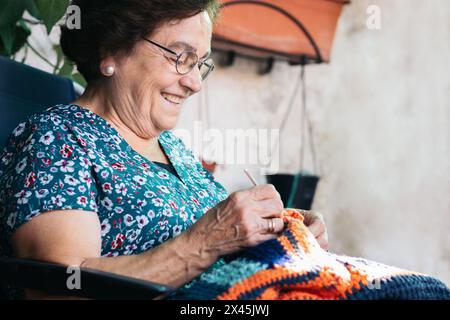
top-left (109, 11), bottom-right (213, 138)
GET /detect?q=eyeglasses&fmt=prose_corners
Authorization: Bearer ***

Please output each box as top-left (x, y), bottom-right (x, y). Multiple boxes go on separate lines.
top-left (143, 38), bottom-right (215, 81)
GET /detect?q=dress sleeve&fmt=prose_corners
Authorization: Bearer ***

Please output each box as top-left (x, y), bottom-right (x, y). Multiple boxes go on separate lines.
top-left (0, 117), bottom-right (99, 237)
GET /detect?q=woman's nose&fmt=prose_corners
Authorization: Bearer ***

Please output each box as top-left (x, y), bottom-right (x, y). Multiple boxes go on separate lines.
top-left (179, 66), bottom-right (203, 93)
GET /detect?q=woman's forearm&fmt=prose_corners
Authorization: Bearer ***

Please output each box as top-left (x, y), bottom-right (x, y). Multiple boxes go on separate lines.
top-left (80, 231), bottom-right (217, 288)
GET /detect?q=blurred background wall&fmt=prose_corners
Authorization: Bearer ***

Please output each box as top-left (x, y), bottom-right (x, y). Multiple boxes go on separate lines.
top-left (20, 0), bottom-right (449, 284)
top-left (178, 0), bottom-right (450, 285)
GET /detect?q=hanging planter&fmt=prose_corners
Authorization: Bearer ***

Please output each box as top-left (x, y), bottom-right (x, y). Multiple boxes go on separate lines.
top-left (213, 0), bottom-right (349, 70)
top-left (265, 66), bottom-right (321, 210)
top-left (266, 172), bottom-right (320, 210)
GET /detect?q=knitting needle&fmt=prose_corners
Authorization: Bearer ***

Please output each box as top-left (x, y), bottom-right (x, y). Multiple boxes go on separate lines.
top-left (244, 168), bottom-right (258, 186)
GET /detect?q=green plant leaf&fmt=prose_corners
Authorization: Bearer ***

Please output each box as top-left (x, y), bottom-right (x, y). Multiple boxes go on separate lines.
top-left (35, 0), bottom-right (69, 34)
top-left (24, 0), bottom-right (41, 20)
top-left (72, 72), bottom-right (87, 88)
top-left (53, 43), bottom-right (63, 72)
top-left (0, 0), bottom-right (26, 29)
top-left (0, 20), bottom-right (31, 56)
top-left (57, 58), bottom-right (74, 77)
top-left (0, 23), bottom-right (16, 55)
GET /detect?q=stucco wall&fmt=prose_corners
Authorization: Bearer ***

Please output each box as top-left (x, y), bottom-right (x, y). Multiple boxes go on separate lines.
top-left (177, 0), bottom-right (450, 285)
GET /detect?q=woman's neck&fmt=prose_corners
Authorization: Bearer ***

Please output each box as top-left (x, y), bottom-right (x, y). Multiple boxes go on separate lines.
top-left (73, 86), bottom-right (167, 163)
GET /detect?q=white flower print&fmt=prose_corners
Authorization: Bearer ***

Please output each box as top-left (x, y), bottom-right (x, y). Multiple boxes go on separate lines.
top-left (179, 206), bottom-right (188, 221)
top-left (100, 219), bottom-right (111, 236)
top-left (51, 195), bottom-right (66, 206)
top-left (93, 163), bottom-right (103, 173)
top-left (35, 189), bottom-right (49, 199)
top-left (78, 170), bottom-right (92, 187)
top-left (103, 251), bottom-right (120, 257)
top-left (151, 198), bottom-right (163, 207)
top-left (39, 131), bottom-right (55, 145)
top-left (50, 115), bottom-right (62, 125)
top-left (114, 206), bottom-right (124, 214)
top-left (156, 185), bottom-right (170, 194)
top-left (64, 174), bottom-right (80, 186)
top-left (132, 175), bottom-right (147, 185)
top-left (144, 190), bottom-right (156, 198)
top-left (111, 135), bottom-right (121, 144)
top-left (86, 149), bottom-right (96, 160)
top-left (12, 122), bottom-right (26, 137)
top-left (78, 185), bottom-right (87, 193)
top-left (162, 208), bottom-right (173, 217)
top-left (1, 152), bottom-right (13, 165)
top-left (115, 183), bottom-right (127, 196)
top-left (141, 240), bottom-right (155, 251)
top-left (23, 138), bottom-right (35, 152)
top-left (25, 209), bottom-right (40, 220)
top-left (172, 225), bottom-right (183, 237)
top-left (7, 212), bottom-right (18, 228)
top-left (147, 209), bottom-right (155, 220)
top-left (55, 160), bottom-right (75, 173)
top-left (15, 190), bottom-right (32, 204)
top-left (102, 182), bottom-right (113, 194)
top-left (136, 199), bottom-right (147, 208)
top-left (123, 244), bottom-right (138, 255)
top-left (36, 151), bottom-right (45, 158)
top-left (15, 157), bottom-right (27, 174)
top-left (101, 197), bottom-right (113, 211)
top-left (197, 190), bottom-right (209, 199)
top-left (158, 220), bottom-right (168, 230)
top-left (100, 170), bottom-right (109, 179)
top-left (79, 157), bottom-right (91, 169)
top-left (66, 187), bottom-right (76, 196)
top-left (38, 172), bottom-right (54, 185)
top-left (77, 196), bottom-right (88, 207)
top-left (123, 214), bottom-right (135, 227)
top-left (136, 215), bottom-right (149, 229)
top-left (125, 229), bottom-right (141, 242)
top-left (157, 171), bottom-right (169, 179)
top-left (158, 232), bottom-right (170, 244)
top-left (89, 199), bottom-right (98, 211)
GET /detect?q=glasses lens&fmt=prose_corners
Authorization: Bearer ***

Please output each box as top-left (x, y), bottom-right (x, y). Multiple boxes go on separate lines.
top-left (200, 59), bottom-right (214, 80)
top-left (176, 52), bottom-right (198, 75)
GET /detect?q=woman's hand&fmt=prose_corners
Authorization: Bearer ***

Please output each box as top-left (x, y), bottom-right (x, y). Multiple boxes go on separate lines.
top-left (184, 184), bottom-right (285, 260)
top-left (299, 210), bottom-right (329, 251)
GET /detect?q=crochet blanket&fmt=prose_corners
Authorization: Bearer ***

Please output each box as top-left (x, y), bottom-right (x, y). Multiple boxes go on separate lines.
top-left (170, 209), bottom-right (450, 300)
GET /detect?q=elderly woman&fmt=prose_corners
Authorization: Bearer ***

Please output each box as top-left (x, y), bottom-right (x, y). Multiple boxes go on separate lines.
top-left (0, 0), bottom-right (328, 299)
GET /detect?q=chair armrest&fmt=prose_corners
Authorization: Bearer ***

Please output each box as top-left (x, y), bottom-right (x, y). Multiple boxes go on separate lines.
top-left (0, 257), bottom-right (174, 300)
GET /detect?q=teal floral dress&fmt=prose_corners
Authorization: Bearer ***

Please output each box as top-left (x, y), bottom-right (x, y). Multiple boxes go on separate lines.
top-left (0, 104), bottom-right (229, 259)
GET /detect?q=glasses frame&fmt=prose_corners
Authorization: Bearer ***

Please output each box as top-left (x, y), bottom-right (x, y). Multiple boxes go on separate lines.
top-left (143, 38), bottom-right (215, 80)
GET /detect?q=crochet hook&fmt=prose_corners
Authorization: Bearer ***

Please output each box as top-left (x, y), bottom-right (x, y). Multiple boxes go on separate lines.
top-left (244, 169), bottom-right (258, 186)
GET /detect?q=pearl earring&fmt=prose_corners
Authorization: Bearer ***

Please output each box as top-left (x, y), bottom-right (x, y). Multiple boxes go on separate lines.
top-left (104, 66), bottom-right (115, 76)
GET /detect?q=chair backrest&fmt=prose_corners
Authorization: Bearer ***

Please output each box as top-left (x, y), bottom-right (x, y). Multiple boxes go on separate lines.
top-left (0, 56), bottom-right (76, 299)
top-left (0, 56), bottom-right (76, 149)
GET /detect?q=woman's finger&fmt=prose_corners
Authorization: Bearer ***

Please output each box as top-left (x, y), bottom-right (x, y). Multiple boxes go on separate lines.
top-left (307, 220), bottom-right (325, 238)
top-left (316, 233), bottom-right (329, 251)
top-left (253, 199), bottom-right (284, 218)
top-left (260, 218), bottom-right (284, 234)
top-left (248, 184), bottom-right (281, 201)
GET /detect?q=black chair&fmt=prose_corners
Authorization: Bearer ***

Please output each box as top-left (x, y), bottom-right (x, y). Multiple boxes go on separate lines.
top-left (0, 56), bottom-right (173, 299)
